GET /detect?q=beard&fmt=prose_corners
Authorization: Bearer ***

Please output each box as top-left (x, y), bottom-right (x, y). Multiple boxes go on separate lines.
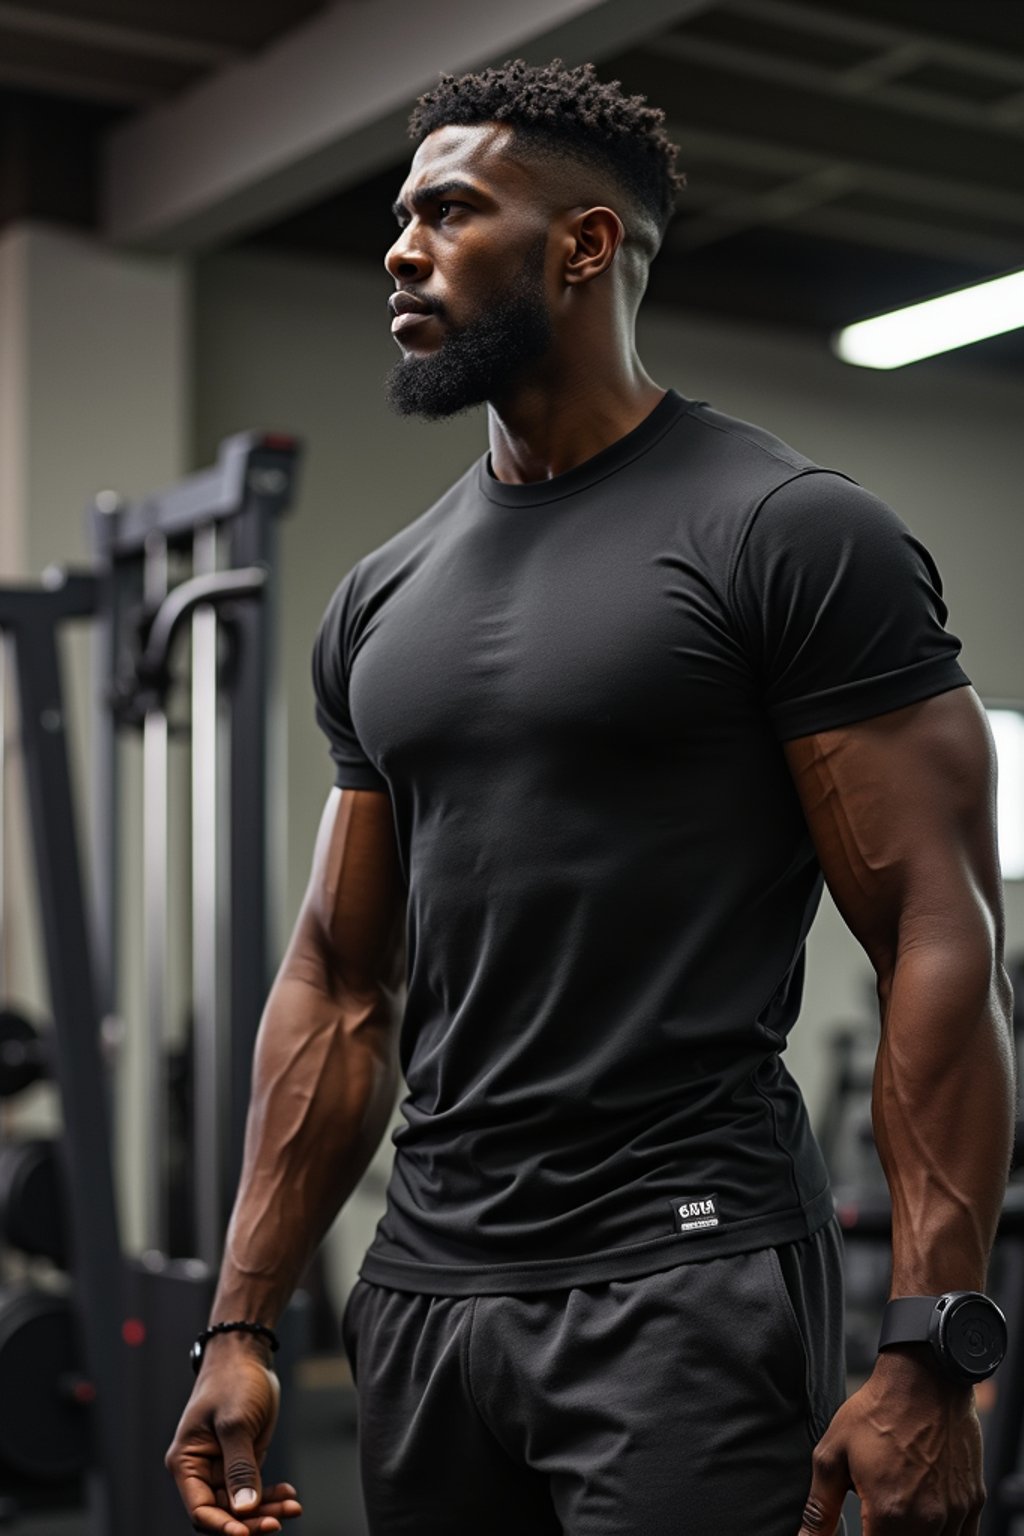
top-left (385, 235), bottom-right (553, 420)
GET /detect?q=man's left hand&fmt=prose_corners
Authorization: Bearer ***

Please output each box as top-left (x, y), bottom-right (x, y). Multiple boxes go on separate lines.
top-left (797, 1348), bottom-right (986, 1534)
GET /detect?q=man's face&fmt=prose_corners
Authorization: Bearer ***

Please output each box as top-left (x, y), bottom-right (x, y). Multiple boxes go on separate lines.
top-left (384, 124), bottom-right (557, 418)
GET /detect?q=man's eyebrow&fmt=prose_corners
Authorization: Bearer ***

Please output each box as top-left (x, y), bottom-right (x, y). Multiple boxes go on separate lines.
top-left (391, 179), bottom-right (482, 223)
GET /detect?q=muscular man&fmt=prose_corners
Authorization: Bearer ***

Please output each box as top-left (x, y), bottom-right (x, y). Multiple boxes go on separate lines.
top-left (167, 59), bottom-right (1016, 1536)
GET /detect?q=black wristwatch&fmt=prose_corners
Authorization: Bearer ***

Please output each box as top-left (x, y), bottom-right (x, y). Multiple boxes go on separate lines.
top-left (878, 1292), bottom-right (1007, 1384)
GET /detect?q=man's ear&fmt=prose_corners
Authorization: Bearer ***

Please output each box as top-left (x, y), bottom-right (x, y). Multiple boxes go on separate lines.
top-left (562, 206), bottom-right (625, 285)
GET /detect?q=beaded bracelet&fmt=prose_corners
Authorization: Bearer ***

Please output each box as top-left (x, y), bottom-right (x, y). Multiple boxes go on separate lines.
top-left (191, 1320), bottom-right (281, 1374)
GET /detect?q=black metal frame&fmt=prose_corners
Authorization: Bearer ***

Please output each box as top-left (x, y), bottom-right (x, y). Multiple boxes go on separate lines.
top-left (0, 432), bottom-right (300, 1534)
top-left (0, 570), bottom-right (125, 1533)
top-left (91, 431), bottom-right (298, 1252)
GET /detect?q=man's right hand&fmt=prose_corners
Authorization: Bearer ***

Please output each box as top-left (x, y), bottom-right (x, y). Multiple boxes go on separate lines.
top-left (168, 784), bottom-right (405, 1530)
top-left (165, 1339), bottom-right (303, 1534)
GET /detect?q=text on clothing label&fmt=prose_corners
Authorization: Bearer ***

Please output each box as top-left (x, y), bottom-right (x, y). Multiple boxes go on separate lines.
top-left (671, 1194), bottom-right (720, 1234)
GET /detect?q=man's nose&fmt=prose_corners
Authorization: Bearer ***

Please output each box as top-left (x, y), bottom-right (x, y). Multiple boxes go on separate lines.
top-left (385, 231), bottom-right (432, 283)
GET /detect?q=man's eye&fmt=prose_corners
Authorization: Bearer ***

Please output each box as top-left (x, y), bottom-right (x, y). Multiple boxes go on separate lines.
top-left (438, 201), bottom-right (462, 219)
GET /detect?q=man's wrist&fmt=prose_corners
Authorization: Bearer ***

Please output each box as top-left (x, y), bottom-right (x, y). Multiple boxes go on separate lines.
top-left (872, 1341), bottom-right (973, 1399)
top-left (196, 1333), bottom-right (274, 1372)
top-left (194, 1324), bottom-right (278, 1374)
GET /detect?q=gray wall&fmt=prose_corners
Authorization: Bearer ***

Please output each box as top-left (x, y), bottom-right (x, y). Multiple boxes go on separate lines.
top-left (0, 224), bottom-right (189, 1248)
top-left (194, 245), bottom-right (1024, 1293)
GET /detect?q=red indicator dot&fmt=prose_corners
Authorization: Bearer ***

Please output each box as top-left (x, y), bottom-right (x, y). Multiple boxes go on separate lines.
top-left (74, 1381), bottom-right (97, 1404)
top-left (259, 433), bottom-right (296, 452)
top-left (837, 1204), bottom-right (858, 1228)
top-left (122, 1318), bottom-right (146, 1347)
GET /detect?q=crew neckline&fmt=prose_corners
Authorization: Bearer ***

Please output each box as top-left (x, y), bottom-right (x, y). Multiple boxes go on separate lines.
top-left (478, 389), bottom-right (697, 507)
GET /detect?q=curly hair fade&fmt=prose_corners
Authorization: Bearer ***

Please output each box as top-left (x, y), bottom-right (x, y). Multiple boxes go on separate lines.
top-left (408, 58), bottom-right (686, 248)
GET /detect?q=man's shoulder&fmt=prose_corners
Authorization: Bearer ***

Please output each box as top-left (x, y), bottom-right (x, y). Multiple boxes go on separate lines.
top-left (654, 400), bottom-right (850, 566)
top-left (681, 401), bottom-right (823, 487)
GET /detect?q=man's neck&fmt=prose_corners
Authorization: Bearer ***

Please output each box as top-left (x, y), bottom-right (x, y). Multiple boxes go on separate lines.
top-left (486, 366), bottom-right (665, 485)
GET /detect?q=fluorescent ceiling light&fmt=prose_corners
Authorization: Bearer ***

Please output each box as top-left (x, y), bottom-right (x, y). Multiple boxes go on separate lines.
top-left (833, 268), bottom-right (1024, 370)
top-left (987, 709), bottom-right (1024, 882)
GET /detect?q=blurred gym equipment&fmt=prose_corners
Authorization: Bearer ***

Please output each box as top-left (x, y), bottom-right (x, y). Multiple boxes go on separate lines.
top-left (0, 433), bottom-right (305, 1533)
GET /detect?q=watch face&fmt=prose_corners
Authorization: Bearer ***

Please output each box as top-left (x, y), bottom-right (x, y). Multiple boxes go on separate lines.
top-left (940, 1294), bottom-right (1007, 1380)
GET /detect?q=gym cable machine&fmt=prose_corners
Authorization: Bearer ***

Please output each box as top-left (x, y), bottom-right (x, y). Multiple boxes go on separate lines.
top-left (0, 431), bottom-right (303, 1532)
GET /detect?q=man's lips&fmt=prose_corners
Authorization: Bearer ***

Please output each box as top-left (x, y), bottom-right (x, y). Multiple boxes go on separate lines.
top-left (389, 291), bottom-right (431, 317)
top-left (391, 311), bottom-right (436, 335)
top-left (388, 292), bottom-right (440, 336)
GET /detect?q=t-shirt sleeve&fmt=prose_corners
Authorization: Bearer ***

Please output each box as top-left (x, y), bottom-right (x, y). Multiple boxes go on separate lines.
top-left (311, 568), bottom-right (389, 791)
top-left (729, 469), bottom-right (970, 741)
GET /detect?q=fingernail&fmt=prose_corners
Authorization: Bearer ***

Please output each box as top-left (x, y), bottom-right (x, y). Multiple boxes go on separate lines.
top-left (235, 1488), bottom-right (258, 1509)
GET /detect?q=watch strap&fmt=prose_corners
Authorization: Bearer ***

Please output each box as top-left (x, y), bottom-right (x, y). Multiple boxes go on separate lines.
top-left (878, 1296), bottom-right (939, 1350)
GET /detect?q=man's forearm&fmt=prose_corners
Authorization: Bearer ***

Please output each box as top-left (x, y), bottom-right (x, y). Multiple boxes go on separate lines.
top-left (210, 956), bottom-right (400, 1331)
top-left (873, 936), bottom-right (1016, 1296)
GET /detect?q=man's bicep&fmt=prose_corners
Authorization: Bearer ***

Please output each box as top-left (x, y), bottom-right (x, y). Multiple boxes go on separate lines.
top-left (782, 686), bottom-right (1002, 980)
top-left (297, 786), bottom-right (406, 999)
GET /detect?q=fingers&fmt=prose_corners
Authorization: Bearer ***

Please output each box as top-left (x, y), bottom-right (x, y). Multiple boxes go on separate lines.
top-left (857, 1477), bottom-right (984, 1534)
top-left (251, 1481), bottom-right (302, 1518)
top-left (216, 1421), bottom-right (265, 1519)
top-left (191, 1508), bottom-right (277, 1535)
top-left (191, 1483), bottom-right (303, 1534)
top-left (798, 1439), bottom-right (850, 1536)
top-left (859, 1501), bottom-right (979, 1536)
top-left (175, 1432), bottom-right (301, 1531)
top-left (191, 1507), bottom-right (280, 1535)
top-left (212, 1482), bottom-right (303, 1518)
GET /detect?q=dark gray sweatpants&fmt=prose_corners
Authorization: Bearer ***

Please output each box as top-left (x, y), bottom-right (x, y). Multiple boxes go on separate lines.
top-left (341, 1219), bottom-right (847, 1535)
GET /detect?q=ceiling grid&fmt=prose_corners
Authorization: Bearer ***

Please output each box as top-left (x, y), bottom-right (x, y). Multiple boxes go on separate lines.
top-left (0, 0), bottom-right (1020, 369)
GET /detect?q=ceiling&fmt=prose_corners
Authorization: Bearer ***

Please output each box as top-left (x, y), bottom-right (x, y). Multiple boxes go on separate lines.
top-left (3, 0), bottom-right (1024, 372)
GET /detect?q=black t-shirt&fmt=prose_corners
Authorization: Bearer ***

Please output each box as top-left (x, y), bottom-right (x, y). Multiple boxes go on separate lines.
top-left (312, 389), bottom-right (968, 1295)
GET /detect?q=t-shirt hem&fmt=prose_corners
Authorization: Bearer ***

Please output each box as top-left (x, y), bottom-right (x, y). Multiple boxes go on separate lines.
top-left (357, 1183), bottom-right (836, 1295)
top-left (772, 657), bottom-right (970, 742)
